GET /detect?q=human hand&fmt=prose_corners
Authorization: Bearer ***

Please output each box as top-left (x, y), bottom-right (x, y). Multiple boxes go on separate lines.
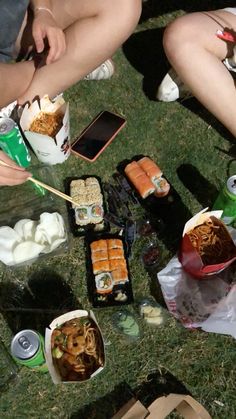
top-left (32, 10), bottom-right (66, 65)
top-left (0, 151), bottom-right (32, 186)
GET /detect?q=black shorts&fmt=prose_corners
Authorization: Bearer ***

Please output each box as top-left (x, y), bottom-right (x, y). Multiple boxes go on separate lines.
top-left (0, 0), bottom-right (29, 62)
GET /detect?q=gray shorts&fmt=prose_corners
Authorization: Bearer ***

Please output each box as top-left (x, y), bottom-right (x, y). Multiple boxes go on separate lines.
top-left (0, 0), bottom-right (29, 62)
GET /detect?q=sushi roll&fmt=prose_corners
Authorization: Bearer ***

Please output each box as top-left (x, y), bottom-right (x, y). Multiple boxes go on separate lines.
top-left (93, 259), bottom-right (110, 274)
top-left (109, 258), bottom-right (127, 271)
top-left (107, 239), bottom-right (123, 249)
top-left (126, 166), bottom-right (145, 181)
top-left (138, 157), bottom-right (163, 180)
top-left (124, 161), bottom-right (140, 175)
top-left (108, 248), bottom-right (124, 260)
top-left (70, 179), bottom-right (85, 192)
top-left (85, 192), bottom-right (102, 206)
top-left (85, 177), bottom-right (99, 186)
top-left (91, 204), bottom-right (104, 219)
top-left (71, 194), bottom-right (88, 208)
top-left (112, 268), bottom-right (128, 284)
top-left (90, 239), bottom-right (107, 253)
top-left (74, 206), bottom-right (90, 225)
top-left (130, 174), bottom-right (155, 199)
top-left (153, 176), bottom-right (170, 198)
top-left (95, 272), bottom-right (113, 294)
top-left (91, 249), bottom-right (108, 263)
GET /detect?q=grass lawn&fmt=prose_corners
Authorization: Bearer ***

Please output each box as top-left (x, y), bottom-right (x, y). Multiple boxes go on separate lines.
top-left (1, 1), bottom-right (236, 418)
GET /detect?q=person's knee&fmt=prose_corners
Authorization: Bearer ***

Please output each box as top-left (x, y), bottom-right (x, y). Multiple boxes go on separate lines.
top-left (163, 16), bottom-right (196, 62)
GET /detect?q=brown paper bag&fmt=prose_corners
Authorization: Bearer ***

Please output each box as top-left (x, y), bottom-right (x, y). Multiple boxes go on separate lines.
top-left (112, 394), bottom-right (212, 419)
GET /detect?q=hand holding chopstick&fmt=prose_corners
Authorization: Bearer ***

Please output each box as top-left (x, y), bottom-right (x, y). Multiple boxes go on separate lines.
top-left (0, 158), bottom-right (79, 206)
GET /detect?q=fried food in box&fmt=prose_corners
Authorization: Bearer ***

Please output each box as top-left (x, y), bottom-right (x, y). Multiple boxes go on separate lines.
top-left (186, 216), bottom-right (236, 265)
top-left (30, 111), bottom-right (63, 138)
top-left (51, 317), bottom-right (104, 381)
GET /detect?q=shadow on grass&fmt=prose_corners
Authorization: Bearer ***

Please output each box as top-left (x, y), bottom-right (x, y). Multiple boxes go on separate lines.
top-left (177, 163), bottom-right (219, 208)
top-left (123, 27), bottom-right (167, 101)
top-left (70, 369), bottom-right (190, 419)
top-left (0, 268), bottom-right (80, 334)
top-left (140, 0), bottom-right (233, 22)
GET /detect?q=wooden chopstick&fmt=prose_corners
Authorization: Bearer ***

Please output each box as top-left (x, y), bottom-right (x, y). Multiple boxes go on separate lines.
top-left (0, 159), bottom-right (78, 206)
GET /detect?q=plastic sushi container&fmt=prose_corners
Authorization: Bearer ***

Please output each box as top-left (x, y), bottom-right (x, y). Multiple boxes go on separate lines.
top-left (85, 233), bottom-right (134, 307)
top-left (64, 176), bottom-right (109, 237)
top-left (0, 165), bottom-right (70, 269)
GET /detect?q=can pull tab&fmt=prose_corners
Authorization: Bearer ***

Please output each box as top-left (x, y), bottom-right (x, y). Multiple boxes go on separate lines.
top-left (18, 335), bottom-right (31, 351)
top-left (231, 179), bottom-right (236, 189)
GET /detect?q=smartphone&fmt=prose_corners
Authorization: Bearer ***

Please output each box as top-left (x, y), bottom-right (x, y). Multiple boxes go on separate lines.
top-left (71, 111), bottom-right (126, 162)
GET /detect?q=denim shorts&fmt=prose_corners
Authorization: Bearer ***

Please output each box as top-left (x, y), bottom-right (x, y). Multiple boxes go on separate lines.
top-left (0, 0), bottom-right (29, 62)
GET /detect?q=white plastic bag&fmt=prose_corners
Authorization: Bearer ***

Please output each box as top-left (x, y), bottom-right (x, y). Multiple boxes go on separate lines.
top-left (157, 256), bottom-right (236, 337)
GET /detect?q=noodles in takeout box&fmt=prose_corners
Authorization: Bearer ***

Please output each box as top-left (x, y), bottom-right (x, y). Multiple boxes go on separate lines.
top-left (179, 208), bottom-right (236, 278)
top-left (20, 95), bottom-right (70, 165)
top-left (45, 310), bottom-right (105, 384)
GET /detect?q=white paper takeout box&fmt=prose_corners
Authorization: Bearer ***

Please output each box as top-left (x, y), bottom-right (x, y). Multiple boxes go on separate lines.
top-left (20, 95), bottom-right (71, 165)
top-left (45, 309), bottom-right (105, 384)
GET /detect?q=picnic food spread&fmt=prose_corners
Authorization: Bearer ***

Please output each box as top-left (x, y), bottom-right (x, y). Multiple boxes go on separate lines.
top-left (51, 316), bottom-right (104, 381)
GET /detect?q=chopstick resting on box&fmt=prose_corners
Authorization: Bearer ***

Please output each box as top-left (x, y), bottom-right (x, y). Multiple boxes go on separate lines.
top-left (0, 158), bottom-right (78, 207)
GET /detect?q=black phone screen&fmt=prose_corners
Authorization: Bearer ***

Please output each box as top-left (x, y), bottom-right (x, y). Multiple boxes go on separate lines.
top-left (71, 111), bottom-right (126, 160)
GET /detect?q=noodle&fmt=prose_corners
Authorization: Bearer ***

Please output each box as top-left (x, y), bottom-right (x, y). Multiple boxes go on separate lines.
top-left (30, 111), bottom-right (63, 137)
top-left (51, 317), bottom-right (104, 381)
top-left (186, 216), bottom-right (235, 265)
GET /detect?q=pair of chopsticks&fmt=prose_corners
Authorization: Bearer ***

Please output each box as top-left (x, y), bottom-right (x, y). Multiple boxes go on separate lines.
top-left (0, 159), bottom-right (78, 206)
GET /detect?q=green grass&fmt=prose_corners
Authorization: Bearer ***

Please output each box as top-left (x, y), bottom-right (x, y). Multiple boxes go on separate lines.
top-left (1, 2), bottom-right (236, 418)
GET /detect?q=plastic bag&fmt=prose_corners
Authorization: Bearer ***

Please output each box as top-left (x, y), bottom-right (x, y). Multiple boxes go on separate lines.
top-left (157, 256), bottom-right (236, 337)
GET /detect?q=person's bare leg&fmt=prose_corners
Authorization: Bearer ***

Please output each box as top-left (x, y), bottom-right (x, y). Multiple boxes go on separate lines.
top-left (18, 0), bottom-right (142, 104)
top-left (163, 10), bottom-right (236, 137)
top-left (0, 61), bottom-right (35, 108)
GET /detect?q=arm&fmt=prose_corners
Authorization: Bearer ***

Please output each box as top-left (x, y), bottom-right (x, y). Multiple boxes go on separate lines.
top-left (30, 0), bottom-right (66, 64)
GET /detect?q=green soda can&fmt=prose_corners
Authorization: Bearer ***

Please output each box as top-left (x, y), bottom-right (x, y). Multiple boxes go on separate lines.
top-left (10, 330), bottom-right (48, 372)
top-left (212, 175), bottom-right (236, 225)
top-left (0, 117), bottom-right (31, 168)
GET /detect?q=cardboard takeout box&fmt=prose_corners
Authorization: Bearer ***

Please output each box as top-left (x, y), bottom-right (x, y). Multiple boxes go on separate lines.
top-left (179, 208), bottom-right (236, 278)
top-left (20, 95), bottom-right (70, 165)
top-left (45, 309), bottom-right (105, 384)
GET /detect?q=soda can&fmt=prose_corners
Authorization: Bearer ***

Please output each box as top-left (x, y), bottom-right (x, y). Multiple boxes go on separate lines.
top-left (10, 330), bottom-right (48, 372)
top-left (0, 117), bottom-right (31, 168)
top-left (212, 175), bottom-right (236, 225)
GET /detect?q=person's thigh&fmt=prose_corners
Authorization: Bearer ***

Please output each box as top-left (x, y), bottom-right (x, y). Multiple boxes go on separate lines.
top-left (51, 0), bottom-right (140, 30)
top-left (164, 9), bottom-right (236, 61)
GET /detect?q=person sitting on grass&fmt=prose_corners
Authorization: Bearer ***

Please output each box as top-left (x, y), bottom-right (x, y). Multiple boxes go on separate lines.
top-left (0, 0), bottom-right (142, 186)
top-left (157, 7), bottom-right (236, 138)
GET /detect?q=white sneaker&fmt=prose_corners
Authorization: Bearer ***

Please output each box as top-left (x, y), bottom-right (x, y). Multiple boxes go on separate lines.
top-left (157, 68), bottom-right (192, 102)
top-left (84, 59), bottom-right (115, 80)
